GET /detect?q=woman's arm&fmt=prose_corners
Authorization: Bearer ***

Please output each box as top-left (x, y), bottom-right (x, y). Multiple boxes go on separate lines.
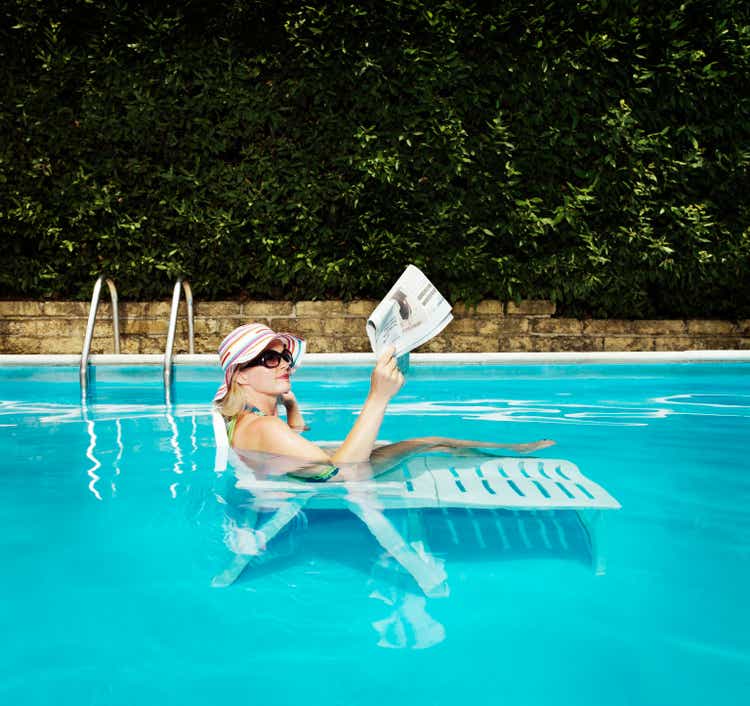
top-left (279, 391), bottom-right (308, 431)
top-left (330, 348), bottom-right (403, 464)
top-left (232, 347), bottom-right (404, 468)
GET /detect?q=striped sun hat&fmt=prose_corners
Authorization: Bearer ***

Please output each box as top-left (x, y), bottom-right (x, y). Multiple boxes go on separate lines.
top-left (213, 323), bottom-right (305, 402)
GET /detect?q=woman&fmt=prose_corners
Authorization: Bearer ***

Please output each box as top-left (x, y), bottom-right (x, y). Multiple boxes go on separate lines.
top-left (214, 323), bottom-right (554, 481)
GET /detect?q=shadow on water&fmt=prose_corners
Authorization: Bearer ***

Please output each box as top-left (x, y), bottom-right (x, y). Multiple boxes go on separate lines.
top-left (215, 505), bottom-right (596, 583)
top-left (200, 469), bottom-right (605, 649)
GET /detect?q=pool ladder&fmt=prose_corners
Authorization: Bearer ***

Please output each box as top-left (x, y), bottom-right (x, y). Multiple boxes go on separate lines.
top-left (80, 276), bottom-right (195, 404)
top-left (164, 277), bottom-right (194, 405)
top-left (80, 276), bottom-right (120, 402)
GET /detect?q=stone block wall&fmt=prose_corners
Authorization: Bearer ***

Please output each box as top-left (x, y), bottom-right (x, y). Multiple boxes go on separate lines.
top-left (0, 300), bottom-right (748, 354)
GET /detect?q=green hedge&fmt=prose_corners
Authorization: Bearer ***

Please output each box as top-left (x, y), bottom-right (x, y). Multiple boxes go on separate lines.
top-left (1, 0), bottom-right (749, 317)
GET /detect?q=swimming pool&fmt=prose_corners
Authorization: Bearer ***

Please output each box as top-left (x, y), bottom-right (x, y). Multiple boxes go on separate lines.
top-left (1, 358), bottom-right (749, 705)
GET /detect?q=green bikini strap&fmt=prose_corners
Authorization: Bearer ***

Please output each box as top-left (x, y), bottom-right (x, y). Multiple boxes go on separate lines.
top-left (227, 405), bottom-right (267, 444)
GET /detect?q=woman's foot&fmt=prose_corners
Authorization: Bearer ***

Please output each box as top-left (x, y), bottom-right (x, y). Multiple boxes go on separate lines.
top-left (507, 439), bottom-right (556, 454)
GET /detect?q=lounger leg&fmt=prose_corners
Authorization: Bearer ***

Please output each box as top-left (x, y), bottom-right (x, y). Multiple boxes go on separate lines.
top-left (212, 498), bottom-right (309, 587)
top-left (346, 500), bottom-right (448, 597)
top-left (577, 509), bottom-right (607, 576)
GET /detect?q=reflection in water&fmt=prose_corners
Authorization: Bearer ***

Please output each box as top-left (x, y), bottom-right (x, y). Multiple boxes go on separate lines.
top-left (212, 450), bottom-right (607, 649)
top-left (321, 392), bottom-right (750, 428)
top-left (84, 416), bottom-right (103, 501)
top-left (75, 405), bottom-right (204, 502)
top-left (166, 409), bottom-right (184, 476)
top-left (190, 414), bottom-right (198, 472)
top-left (113, 418), bottom-right (123, 497)
top-left (81, 403), bottom-right (104, 501)
top-left (369, 554), bottom-right (446, 649)
top-left (385, 399), bottom-right (671, 427)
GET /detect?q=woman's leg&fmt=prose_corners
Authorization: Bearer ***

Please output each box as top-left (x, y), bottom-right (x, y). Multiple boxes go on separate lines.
top-left (331, 437), bottom-right (556, 481)
top-left (372, 436), bottom-right (554, 458)
top-left (366, 436), bottom-right (555, 477)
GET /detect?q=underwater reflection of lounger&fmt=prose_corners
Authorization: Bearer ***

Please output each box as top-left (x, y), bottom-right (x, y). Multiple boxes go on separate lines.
top-left (211, 411), bottom-right (620, 592)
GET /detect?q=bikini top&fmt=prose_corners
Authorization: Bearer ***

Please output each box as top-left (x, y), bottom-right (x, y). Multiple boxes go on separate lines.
top-left (226, 405), bottom-right (338, 483)
top-left (226, 405), bottom-right (264, 445)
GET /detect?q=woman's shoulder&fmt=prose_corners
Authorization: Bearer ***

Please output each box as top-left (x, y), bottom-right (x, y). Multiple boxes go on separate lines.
top-left (233, 413), bottom-right (330, 462)
top-left (232, 413), bottom-right (288, 448)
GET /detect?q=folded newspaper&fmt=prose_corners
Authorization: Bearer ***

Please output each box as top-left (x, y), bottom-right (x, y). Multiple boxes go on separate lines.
top-left (366, 266), bottom-right (453, 371)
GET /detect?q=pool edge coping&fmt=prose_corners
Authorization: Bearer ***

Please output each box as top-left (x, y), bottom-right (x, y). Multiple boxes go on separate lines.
top-left (2, 351), bottom-right (750, 366)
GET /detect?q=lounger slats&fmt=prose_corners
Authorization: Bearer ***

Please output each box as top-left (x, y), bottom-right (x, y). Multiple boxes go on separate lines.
top-left (425, 456), bottom-right (620, 510)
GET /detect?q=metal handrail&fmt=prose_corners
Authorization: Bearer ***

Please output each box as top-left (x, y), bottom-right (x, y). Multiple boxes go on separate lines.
top-left (164, 277), bottom-right (194, 404)
top-left (80, 276), bottom-right (120, 402)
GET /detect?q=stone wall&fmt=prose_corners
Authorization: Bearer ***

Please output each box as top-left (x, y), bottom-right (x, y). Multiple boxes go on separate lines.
top-left (0, 300), bottom-right (748, 354)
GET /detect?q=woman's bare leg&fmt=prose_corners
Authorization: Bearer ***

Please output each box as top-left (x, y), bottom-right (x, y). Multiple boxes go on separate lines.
top-left (373, 436), bottom-right (554, 458)
top-left (365, 436), bottom-right (556, 477)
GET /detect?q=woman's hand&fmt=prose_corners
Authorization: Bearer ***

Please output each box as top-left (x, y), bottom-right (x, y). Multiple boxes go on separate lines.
top-left (368, 347), bottom-right (405, 403)
top-left (277, 390), bottom-right (308, 431)
top-left (278, 390), bottom-right (298, 409)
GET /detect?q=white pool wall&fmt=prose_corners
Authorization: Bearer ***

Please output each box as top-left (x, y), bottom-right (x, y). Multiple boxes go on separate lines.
top-left (1, 351), bottom-right (750, 367)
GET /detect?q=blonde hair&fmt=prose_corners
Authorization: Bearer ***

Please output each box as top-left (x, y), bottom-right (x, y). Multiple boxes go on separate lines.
top-left (215, 373), bottom-right (246, 420)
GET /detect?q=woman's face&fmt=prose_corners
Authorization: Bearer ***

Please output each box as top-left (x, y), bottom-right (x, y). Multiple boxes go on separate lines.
top-left (235, 341), bottom-right (292, 397)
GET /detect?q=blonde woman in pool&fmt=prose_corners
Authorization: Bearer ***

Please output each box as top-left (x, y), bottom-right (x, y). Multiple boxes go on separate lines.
top-left (213, 323), bottom-right (554, 482)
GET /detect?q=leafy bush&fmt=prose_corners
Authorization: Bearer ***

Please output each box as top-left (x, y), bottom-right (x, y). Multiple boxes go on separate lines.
top-left (1, 0), bottom-right (748, 317)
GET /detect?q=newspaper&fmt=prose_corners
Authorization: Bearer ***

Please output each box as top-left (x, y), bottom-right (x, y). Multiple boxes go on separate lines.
top-left (366, 265), bottom-right (453, 369)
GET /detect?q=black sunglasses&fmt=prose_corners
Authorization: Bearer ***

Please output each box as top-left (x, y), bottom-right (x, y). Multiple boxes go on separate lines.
top-left (242, 348), bottom-right (294, 370)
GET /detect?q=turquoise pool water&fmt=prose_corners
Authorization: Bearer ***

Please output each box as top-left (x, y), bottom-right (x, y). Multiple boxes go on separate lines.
top-left (1, 362), bottom-right (749, 705)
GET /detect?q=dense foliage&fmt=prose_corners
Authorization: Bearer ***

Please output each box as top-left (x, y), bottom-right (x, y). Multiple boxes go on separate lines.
top-left (1, 0), bottom-right (749, 316)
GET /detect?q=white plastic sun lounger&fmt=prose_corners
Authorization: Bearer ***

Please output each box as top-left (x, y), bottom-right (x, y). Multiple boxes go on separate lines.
top-left (211, 411), bottom-right (620, 591)
top-left (228, 454), bottom-right (621, 511)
